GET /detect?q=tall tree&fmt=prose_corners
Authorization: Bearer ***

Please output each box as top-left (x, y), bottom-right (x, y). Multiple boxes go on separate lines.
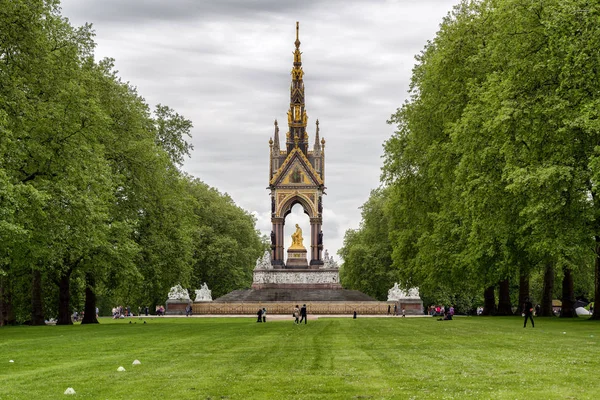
top-left (339, 189), bottom-right (393, 300)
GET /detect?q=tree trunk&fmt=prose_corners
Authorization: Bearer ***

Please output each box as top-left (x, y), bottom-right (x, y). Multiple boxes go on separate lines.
top-left (57, 271), bottom-right (73, 325)
top-left (518, 270), bottom-right (530, 315)
top-left (560, 266), bottom-right (576, 318)
top-left (0, 276), bottom-right (16, 326)
top-left (593, 237), bottom-right (600, 320)
top-left (496, 278), bottom-right (513, 315)
top-left (482, 285), bottom-right (496, 315)
top-left (81, 272), bottom-right (99, 324)
top-left (540, 262), bottom-right (554, 317)
top-left (31, 269), bottom-right (45, 325)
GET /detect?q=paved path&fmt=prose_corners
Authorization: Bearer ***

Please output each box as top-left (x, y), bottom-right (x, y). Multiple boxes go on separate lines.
top-left (119, 314), bottom-right (431, 320)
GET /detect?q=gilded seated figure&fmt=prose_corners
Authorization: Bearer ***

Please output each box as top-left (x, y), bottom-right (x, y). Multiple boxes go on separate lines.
top-left (290, 224), bottom-right (305, 249)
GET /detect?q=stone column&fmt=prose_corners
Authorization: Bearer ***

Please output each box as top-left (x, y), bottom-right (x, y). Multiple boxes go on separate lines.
top-left (309, 217), bottom-right (323, 267)
top-left (271, 217), bottom-right (285, 268)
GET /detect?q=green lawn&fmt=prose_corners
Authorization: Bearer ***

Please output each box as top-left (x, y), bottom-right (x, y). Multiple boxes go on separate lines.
top-left (1, 316), bottom-right (598, 399)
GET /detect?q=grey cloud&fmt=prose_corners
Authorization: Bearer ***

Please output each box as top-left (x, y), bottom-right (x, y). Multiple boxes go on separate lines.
top-left (62, 0), bottom-right (319, 24)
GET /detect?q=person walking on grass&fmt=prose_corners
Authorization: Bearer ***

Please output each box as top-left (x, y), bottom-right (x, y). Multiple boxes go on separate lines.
top-left (293, 305), bottom-right (300, 324)
top-left (256, 308), bottom-right (263, 323)
top-left (299, 304), bottom-right (307, 324)
top-left (523, 297), bottom-right (534, 328)
top-left (262, 307), bottom-right (267, 323)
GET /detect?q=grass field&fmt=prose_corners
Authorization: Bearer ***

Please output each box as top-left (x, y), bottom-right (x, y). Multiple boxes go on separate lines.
top-left (1, 316), bottom-right (599, 399)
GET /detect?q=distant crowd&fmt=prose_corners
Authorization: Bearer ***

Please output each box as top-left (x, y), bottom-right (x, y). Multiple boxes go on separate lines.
top-left (428, 305), bottom-right (454, 320)
top-left (111, 305), bottom-right (155, 319)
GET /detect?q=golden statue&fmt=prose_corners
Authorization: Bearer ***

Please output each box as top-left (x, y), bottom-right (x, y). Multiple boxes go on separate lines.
top-left (290, 224), bottom-right (305, 249)
top-left (287, 110), bottom-right (292, 124)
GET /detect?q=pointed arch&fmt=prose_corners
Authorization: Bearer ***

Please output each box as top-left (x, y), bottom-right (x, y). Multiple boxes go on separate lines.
top-left (278, 194), bottom-right (316, 219)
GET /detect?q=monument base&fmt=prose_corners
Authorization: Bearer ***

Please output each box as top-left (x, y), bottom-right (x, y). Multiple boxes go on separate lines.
top-left (165, 299), bottom-right (190, 315)
top-left (286, 247), bottom-right (308, 268)
top-left (199, 287), bottom-right (389, 314)
top-left (390, 299), bottom-right (424, 315)
top-left (193, 300), bottom-right (391, 315)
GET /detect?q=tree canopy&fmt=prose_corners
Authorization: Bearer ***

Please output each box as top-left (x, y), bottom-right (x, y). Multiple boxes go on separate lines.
top-left (340, 0), bottom-right (599, 318)
top-left (0, 0), bottom-right (265, 325)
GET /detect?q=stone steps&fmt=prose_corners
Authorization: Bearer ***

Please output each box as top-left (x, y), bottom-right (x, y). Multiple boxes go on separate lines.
top-left (214, 288), bottom-right (377, 303)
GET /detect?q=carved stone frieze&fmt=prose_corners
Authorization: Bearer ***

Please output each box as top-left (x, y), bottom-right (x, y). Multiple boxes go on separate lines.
top-left (253, 270), bottom-right (339, 285)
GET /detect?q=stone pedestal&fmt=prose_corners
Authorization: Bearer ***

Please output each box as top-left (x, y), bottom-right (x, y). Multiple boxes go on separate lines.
top-left (286, 248), bottom-right (308, 268)
top-left (165, 299), bottom-right (190, 315)
top-left (392, 299), bottom-right (424, 315)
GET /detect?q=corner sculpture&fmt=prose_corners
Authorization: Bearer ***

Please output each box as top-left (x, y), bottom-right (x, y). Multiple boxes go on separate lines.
top-left (254, 250), bottom-right (272, 270)
top-left (167, 284), bottom-right (190, 301)
top-left (322, 249), bottom-right (339, 269)
top-left (387, 283), bottom-right (421, 301)
top-left (165, 284), bottom-right (191, 315)
top-left (194, 283), bottom-right (213, 302)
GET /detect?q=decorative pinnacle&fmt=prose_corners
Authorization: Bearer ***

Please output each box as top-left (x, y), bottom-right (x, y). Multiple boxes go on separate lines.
top-left (269, 137), bottom-right (273, 146)
top-left (274, 119), bottom-right (278, 126)
top-left (295, 21), bottom-right (300, 49)
top-left (294, 133), bottom-right (300, 148)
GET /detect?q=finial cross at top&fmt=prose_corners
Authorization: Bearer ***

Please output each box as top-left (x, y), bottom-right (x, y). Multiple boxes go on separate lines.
top-left (295, 21), bottom-right (301, 49)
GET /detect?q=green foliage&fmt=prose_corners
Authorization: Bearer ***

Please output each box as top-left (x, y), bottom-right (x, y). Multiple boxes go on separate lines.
top-left (341, 0), bottom-right (600, 310)
top-left (0, 0), bottom-right (264, 323)
top-left (186, 178), bottom-right (265, 298)
top-left (339, 189), bottom-right (394, 300)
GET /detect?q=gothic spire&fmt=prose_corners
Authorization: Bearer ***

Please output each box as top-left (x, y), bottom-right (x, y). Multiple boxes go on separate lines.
top-left (273, 119), bottom-right (280, 151)
top-left (287, 21), bottom-right (308, 154)
top-left (313, 119), bottom-right (321, 152)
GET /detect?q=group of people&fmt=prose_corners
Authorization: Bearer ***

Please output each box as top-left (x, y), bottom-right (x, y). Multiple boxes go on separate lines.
top-left (428, 305), bottom-right (452, 317)
top-left (155, 305), bottom-right (165, 316)
top-left (111, 305), bottom-right (132, 319)
top-left (255, 304), bottom-right (308, 324)
top-left (71, 310), bottom-right (84, 322)
top-left (386, 304), bottom-right (406, 317)
top-left (256, 307), bottom-right (267, 322)
top-left (293, 304), bottom-right (308, 324)
top-left (427, 305), bottom-right (454, 320)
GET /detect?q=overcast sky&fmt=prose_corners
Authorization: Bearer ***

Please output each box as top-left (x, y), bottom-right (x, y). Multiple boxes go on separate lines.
top-left (60, 0), bottom-right (460, 262)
